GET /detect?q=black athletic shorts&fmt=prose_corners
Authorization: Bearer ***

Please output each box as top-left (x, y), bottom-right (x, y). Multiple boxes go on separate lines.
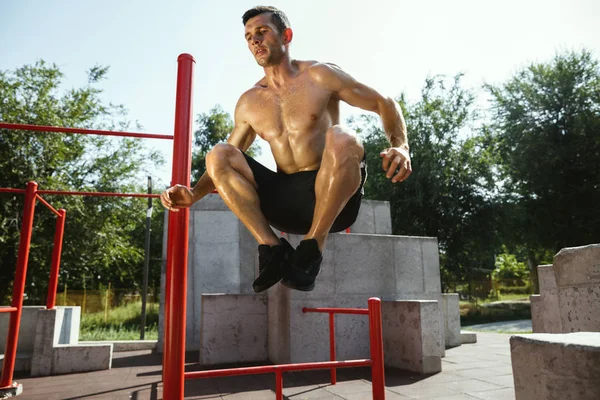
top-left (243, 152), bottom-right (367, 235)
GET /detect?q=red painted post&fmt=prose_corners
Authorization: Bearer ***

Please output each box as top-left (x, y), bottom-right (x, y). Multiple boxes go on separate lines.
top-left (163, 53), bottom-right (195, 399)
top-left (0, 181), bottom-right (37, 389)
top-left (368, 297), bottom-right (385, 400)
top-left (329, 312), bottom-right (337, 385)
top-left (46, 209), bottom-right (66, 309)
top-left (275, 370), bottom-right (283, 400)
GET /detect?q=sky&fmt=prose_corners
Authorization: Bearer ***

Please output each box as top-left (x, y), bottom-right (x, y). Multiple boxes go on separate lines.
top-left (1, 0), bottom-right (599, 188)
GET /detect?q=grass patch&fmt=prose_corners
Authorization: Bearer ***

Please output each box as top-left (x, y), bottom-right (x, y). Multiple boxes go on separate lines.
top-left (459, 294), bottom-right (531, 327)
top-left (80, 301), bottom-right (159, 341)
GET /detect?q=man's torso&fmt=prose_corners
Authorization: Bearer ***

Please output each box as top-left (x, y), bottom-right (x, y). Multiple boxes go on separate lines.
top-left (242, 60), bottom-right (340, 173)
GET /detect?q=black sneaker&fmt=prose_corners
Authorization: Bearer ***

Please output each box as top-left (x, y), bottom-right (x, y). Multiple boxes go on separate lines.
top-left (252, 238), bottom-right (294, 293)
top-left (281, 239), bottom-right (323, 292)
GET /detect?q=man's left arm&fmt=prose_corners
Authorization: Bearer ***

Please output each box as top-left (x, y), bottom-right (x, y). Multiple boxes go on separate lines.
top-left (312, 63), bottom-right (411, 183)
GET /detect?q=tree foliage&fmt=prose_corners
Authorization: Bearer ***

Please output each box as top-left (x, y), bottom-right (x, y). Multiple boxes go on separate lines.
top-left (487, 49), bottom-right (600, 261)
top-left (0, 61), bottom-right (163, 302)
top-left (353, 75), bottom-right (499, 286)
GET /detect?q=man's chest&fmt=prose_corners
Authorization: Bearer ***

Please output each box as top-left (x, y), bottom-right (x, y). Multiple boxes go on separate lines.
top-left (248, 83), bottom-right (333, 136)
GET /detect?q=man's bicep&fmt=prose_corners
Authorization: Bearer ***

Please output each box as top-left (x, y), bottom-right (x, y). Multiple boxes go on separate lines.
top-left (320, 64), bottom-right (383, 113)
top-left (227, 121), bottom-right (256, 152)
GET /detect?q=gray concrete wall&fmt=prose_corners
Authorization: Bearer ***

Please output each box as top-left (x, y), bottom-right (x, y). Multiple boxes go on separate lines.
top-left (533, 244), bottom-right (600, 334)
top-left (29, 307), bottom-right (112, 377)
top-left (349, 200), bottom-right (392, 234)
top-left (160, 195), bottom-right (456, 368)
top-left (0, 306), bottom-right (45, 353)
top-left (159, 194), bottom-right (257, 351)
top-left (441, 294), bottom-right (461, 348)
top-left (268, 233), bottom-right (446, 364)
top-left (511, 333), bottom-right (600, 400)
top-left (553, 244), bottom-right (600, 332)
top-left (532, 265), bottom-right (562, 333)
top-left (200, 294), bottom-right (268, 365)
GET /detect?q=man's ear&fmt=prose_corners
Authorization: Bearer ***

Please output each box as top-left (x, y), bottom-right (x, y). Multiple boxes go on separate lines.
top-left (282, 28), bottom-right (293, 44)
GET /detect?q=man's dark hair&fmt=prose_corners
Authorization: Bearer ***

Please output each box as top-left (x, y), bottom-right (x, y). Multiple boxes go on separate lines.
top-left (242, 6), bottom-right (290, 34)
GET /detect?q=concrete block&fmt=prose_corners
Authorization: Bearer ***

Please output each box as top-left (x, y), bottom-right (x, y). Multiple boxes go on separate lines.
top-left (511, 332), bottom-right (600, 400)
top-left (160, 195), bottom-right (259, 351)
top-left (333, 234), bottom-right (396, 295)
top-left (535, 265), bottom-right (562, 333)
top-left (530, 295), bottom-right (545, 333)
top-left (267, 283), bottom-right (291, 365)
top-left (30, 307), bottom-right (112, 377)
top-left (52, 344), bottom-right (112, 375)
top-left (0, 353), bottom-right (32, 373)
top-left (0, 306), bottom-right (44, 353)
top-left (200, 294), bottom-right (268, 365)
top-left (460, 331), bottom-right (477, 344)
top-left (553, 244), bottom-right (600, 332)
top-left (373, 201), bottom-right (392, 235)
top-left (349, 200), bottom-right (392, 234)
top-left (80, 340), bottom-right (157, 352)
top-left (0, 382), bottom-right (22, 398)
top-left (441, 294), bottom-right (461, 348)
top-left (382, 300), bottom-right (442, 374)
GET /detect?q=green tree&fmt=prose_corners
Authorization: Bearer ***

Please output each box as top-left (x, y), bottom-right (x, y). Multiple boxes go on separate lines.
top-left (0, 61), bottom-right (162, 302)
top-left (487, 49), bottom-right (600, 268)
top-left (352, 75), bottom-right (500, 288)
top-left (191, 105), bottom-right (261, 182)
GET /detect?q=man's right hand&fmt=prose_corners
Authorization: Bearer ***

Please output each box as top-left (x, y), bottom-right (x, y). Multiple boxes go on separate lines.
top-left (160, 184), bottom-right (195, 212)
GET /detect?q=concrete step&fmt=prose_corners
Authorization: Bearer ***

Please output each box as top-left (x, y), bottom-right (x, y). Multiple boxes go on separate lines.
top-left (0, 352), bottom-right (33, 373)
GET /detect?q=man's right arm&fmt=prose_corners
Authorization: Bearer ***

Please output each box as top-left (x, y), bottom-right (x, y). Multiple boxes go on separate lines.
top-left (160, 95), bottom-right (257, 211)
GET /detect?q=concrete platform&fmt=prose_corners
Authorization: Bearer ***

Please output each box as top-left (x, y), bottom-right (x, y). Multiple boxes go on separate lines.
top-left (11, 332), bottom-right (515, 399)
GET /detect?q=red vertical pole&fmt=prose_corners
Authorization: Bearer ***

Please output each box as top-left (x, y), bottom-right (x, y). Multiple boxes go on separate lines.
top-left (329, 312), bottom-right (337, 385)
top-left (163, 53), bottom-right (195, 400)
top-left (46, 209), bottom-right (66, 309)
top-left (0, 181), bottom-right (37, 389)
top-left (275, 370), bottom-right (283, 400)
top-left (368, 297), bottom-right (385, 400)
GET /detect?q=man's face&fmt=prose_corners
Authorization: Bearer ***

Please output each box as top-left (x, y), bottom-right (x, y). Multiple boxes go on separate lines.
top-left (244, 13), bottom-right (285, 67)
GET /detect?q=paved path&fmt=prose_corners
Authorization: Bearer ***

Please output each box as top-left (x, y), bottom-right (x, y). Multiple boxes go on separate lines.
top-left (463, 319), bottom-right (532, 333)
top-left (13, 332), bottom-right (516, 399)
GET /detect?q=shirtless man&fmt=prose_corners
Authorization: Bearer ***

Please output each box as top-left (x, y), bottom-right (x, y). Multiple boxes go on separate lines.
top-left (160, 5), bottom-right (411, 292)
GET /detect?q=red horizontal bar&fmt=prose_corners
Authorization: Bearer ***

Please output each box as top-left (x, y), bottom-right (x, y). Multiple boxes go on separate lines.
top-left (36, 194), bottom-right (61, 217)
top-left (0, 122), bottom-right (173, 140)
top-left (0, 307), bottom-right (17, 313)
top-left (302, 307), bottom-right (369, 315)
top-left (185, 359), bottom-right (372, 380)
top-left (38, 190), bottom-right (160, 199)
top-left (0, 188), bottom-right (25, 194)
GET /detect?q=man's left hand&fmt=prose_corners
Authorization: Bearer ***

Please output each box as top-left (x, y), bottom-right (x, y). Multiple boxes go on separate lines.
top-left (379, 146), bottom-right (412, 183)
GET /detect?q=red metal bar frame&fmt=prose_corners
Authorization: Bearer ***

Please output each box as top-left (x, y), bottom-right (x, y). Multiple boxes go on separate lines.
top-left (0, 308), bottom-right (17, 314)
top-left (368, 298), bottom-right (386, 400)
top-left (0, 182), bottom-right (37, 390)
top-left (163, 53), bottom-right (195, 399)
top-left (0, 122), bottom-right (173, 140)
top-left (0, 188), bottom-right (25, 194)
top-left (38, 190), bottom-right (160, 198)
top-left (185, 359), bottom-right (372, 380)
top-left (302, 307), bottom-right (369, 315)
top-left (184, 298), bottom-right (385, 400)
top-left (1, 188), bottom-right (160, 198)
top-left (46, 209), bottom-right (66, 309)
top-left (35, 194), bottom-right (61, 217)
top-left (329, 312), bottom-right (337, 384)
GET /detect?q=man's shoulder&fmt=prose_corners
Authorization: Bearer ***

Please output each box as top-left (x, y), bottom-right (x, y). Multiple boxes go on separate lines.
top-left (301, 61), bottom-right (343, 80)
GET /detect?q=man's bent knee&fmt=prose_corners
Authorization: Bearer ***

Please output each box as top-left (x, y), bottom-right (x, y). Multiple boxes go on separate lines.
top-left (324, 125), bottom-right (363, 159)
top-left (206, 143), bottom-right (239, 177)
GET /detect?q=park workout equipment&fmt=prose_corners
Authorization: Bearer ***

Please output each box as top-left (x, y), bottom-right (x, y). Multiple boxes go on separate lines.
top-left (0, 54), bottom-right (384, 399)
top-left (185, 298), bottom-right (386, 400)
